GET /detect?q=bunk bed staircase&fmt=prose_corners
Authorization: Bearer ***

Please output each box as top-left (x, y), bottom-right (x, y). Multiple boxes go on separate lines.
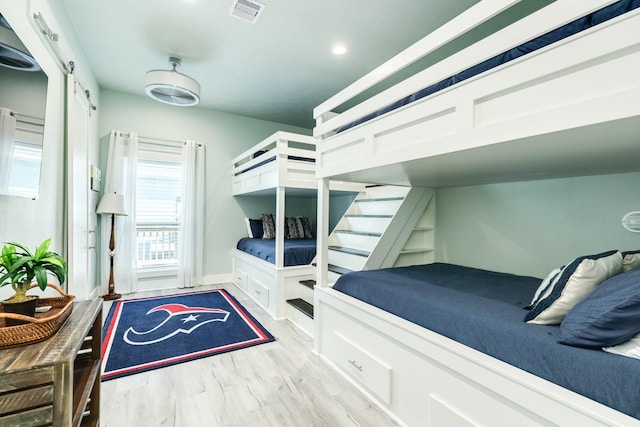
top-left (286, 185), bottom-right (435, 334)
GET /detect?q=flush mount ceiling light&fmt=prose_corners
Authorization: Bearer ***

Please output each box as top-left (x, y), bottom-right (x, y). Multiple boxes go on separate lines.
top-left (332, 44), bottom-right (347, 55)
top-left (144, 56), bottom-right (200, 107)
top-left (228, 0), bottom-right (265, 24)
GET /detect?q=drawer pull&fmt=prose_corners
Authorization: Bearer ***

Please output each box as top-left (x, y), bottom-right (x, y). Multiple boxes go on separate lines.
top-left (255, 289), bottom-right (261, 294)
top-left (348, 359), bottom-right (363, 372)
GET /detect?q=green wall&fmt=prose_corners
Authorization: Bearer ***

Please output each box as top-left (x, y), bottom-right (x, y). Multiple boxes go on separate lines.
top-left (434, 172), bottom-right (640, 278)
top-left (97, 89), bottom-right (311, 281)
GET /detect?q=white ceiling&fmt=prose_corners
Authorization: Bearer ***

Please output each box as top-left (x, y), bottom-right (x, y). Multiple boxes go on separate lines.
top-left (60, 0), bottom-right (479, 129)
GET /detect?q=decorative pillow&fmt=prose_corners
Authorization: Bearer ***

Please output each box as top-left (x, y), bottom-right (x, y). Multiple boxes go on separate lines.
top-left (248, 219), bottom-right (263, 239)
top-left (252, 149), bottom-right (266, 159)
top-left (604, 332), bottom-right (640, 360)
top-left (285, 217), bottom-right (301, 239)
top-left (622, 250), bottom-right (640, 273)
top-left (261, 213), bottom-right (276, 239)
top-left (559, 266), bottom-right (640, 347)
top-left (524, 250), bottom-right (622, 325)
top-left (244, 218), bottom-right (253, 237)
top-left (300, 216), bottom-right (313, 239)
top-left (526, 267), bottom-right (562, 309)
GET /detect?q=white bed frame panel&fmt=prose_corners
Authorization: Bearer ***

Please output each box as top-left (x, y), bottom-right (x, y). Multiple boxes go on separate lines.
top-left (232, 248), bottom-right (315, 320)
top-left (311, 1), bottom-right (640, 425)
top-left (315, 287), bottom-right (640, 427)
top-left (314, 1), bottom-right (640, 185)
top-left (232, 131), bottom-right (317, 195)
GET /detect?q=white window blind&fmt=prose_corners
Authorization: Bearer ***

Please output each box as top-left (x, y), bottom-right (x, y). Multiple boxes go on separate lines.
top-left (8, 140), bottom-right (42, 196)
top-left (135, 152), bottom-right (182, 270)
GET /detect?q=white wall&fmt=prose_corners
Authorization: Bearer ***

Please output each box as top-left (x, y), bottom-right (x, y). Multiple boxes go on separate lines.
top-left (97, 88), bottom-right (311, 284)
top-left (435, 172), bottom-right (640, 278)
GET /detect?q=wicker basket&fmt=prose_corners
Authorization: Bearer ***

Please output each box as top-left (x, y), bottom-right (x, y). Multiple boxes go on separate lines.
top-left (0, 284), bottom-right (76, 349)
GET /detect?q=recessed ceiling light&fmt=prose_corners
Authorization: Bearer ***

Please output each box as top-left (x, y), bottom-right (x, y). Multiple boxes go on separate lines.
top-left (332, 45), bottom-right (347, 55)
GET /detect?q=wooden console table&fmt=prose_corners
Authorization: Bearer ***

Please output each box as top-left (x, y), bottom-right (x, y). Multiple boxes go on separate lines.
top-left (0, 299), bottom-right (102, 426)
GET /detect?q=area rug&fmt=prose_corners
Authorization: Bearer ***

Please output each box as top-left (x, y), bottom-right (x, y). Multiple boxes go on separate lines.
top-left (101, 289), bottom-right (274, 381)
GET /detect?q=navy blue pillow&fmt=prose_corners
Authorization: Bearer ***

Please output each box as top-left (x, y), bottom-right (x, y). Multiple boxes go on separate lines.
top-left (559, 267), bottom-right (640, 348)
top-left (249, 219), bottom-right (263, 239)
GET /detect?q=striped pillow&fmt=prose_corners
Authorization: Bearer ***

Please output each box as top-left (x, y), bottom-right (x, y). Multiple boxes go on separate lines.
top-left (524, 250), bottom-right (622, 325)
top-left (261, 213), bottom-right (276, 239)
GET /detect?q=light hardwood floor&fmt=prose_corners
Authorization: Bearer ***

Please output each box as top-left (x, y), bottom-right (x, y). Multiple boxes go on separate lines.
top-left (100, 284), bottom-right (400, 427)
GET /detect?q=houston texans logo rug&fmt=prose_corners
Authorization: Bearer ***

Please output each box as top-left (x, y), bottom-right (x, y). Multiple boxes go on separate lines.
top-left (101, 289), bottom-right (274, 381)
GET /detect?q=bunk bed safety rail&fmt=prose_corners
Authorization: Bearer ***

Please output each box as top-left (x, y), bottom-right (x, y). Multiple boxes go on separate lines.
top-left (312, 0), bottom-right (521, 128)
top-left (313, 0), bottom-right (622, 139)
top-left (232, 131), bottom-right (316, 176)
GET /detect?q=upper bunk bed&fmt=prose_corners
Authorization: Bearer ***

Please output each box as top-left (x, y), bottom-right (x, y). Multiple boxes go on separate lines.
top-left (313, 0), bottom-right (640, 187)
top-left (232, 131), bottom-right (317, 196)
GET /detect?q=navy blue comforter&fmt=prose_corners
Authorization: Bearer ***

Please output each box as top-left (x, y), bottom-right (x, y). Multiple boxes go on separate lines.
top-left (236, 238), bottom-right (316, 266)
top-left (334, 263), bottom-right (640, 420)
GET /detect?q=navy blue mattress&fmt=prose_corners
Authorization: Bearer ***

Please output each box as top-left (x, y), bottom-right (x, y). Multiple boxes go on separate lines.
top-left (234, 155), bottom-right (314, 176)
top-left (333, 263), bottom-right (640, 419)
top-left (236, 237), bottom-right (316, 266)
top-left (337, 0), bottom-right (640, 133)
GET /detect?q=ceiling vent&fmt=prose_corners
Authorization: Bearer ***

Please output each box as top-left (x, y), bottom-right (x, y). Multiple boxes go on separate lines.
top-left (0, 15), bottom-right (40, 72)
top-left (144, 57), bottom-right (200, 107)
top-left (229, 0), bottom-right (265, 24)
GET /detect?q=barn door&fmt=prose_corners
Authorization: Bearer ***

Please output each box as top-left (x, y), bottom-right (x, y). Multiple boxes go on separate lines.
top-left (65, 69), bottom-right (97, 299)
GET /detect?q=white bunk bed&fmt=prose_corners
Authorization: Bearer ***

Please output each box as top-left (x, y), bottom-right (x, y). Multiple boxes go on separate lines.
top-left (312, 1), bottom-right (640, 426)
top-left (232, 132), bottom-right (360, 330)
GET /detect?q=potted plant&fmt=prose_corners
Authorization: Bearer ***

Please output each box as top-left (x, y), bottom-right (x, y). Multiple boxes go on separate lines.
top-left (0, 238), bottom-right (67, 326)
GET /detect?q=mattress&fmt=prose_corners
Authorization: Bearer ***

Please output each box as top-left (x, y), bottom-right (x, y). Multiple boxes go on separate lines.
top-left (333, 263), bottom-right (640, 419)
top-left (234, 154), bottom-right (314, 176)
top-left (337, 0), bottom-right (640, 133)
top-left (236, 237), bottom-right (316, 266)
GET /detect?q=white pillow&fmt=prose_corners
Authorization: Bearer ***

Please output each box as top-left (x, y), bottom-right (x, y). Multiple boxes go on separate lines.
top-left (527, 267), bottom-right (562, 309)
top-left (525, 250), bottom-right (622, 325)
top-left (244, 218), bottom-right (253, 238)
top-left (603, 332), bottom-right (640, 360)
top-left (622, 250), bottom-right (640, 273)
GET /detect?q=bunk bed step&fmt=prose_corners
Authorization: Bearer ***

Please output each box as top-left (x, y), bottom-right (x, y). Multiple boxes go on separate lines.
top-left (355, 197), bottom-right (405, 203)
top-left (344, 214), bottom-right (393, 218)
top-left (328, 264), bottom-right (353, 275)
top-left (328, 246), bottom-right (370, 257)
top-left (299, 279), bottom-right (316, 289)
top-left (287, 298), bottom-right (314, 319)
top-left (334, 230), bottom-right (382, 237)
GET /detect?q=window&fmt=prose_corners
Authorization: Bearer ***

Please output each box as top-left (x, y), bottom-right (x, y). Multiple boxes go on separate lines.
top-left (8, 140), bottom-right (42, 196)
top-left (135, 148), bottom-right (183, 273)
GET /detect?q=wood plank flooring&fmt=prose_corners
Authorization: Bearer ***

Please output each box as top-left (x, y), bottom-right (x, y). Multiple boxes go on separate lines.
top-left (100, 284), bottom-right (400, 427)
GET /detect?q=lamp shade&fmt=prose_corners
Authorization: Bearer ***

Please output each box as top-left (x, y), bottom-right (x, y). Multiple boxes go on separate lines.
top-left (97, 192), bottom-right (127, 216)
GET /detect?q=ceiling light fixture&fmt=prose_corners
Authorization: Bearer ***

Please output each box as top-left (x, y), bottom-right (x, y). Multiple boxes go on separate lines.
top-left (144, 56), bottom-right (200, 107)
top-left (0, 15), bottom-right (41, 71)
top-left (332, 45), bottom-right (347, 55)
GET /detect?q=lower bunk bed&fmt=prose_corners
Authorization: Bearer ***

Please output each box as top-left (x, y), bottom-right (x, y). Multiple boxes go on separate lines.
top-left (233, 233), bottom-right (316, 331)
top-left (314, 261), bottom-right (640, 426)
